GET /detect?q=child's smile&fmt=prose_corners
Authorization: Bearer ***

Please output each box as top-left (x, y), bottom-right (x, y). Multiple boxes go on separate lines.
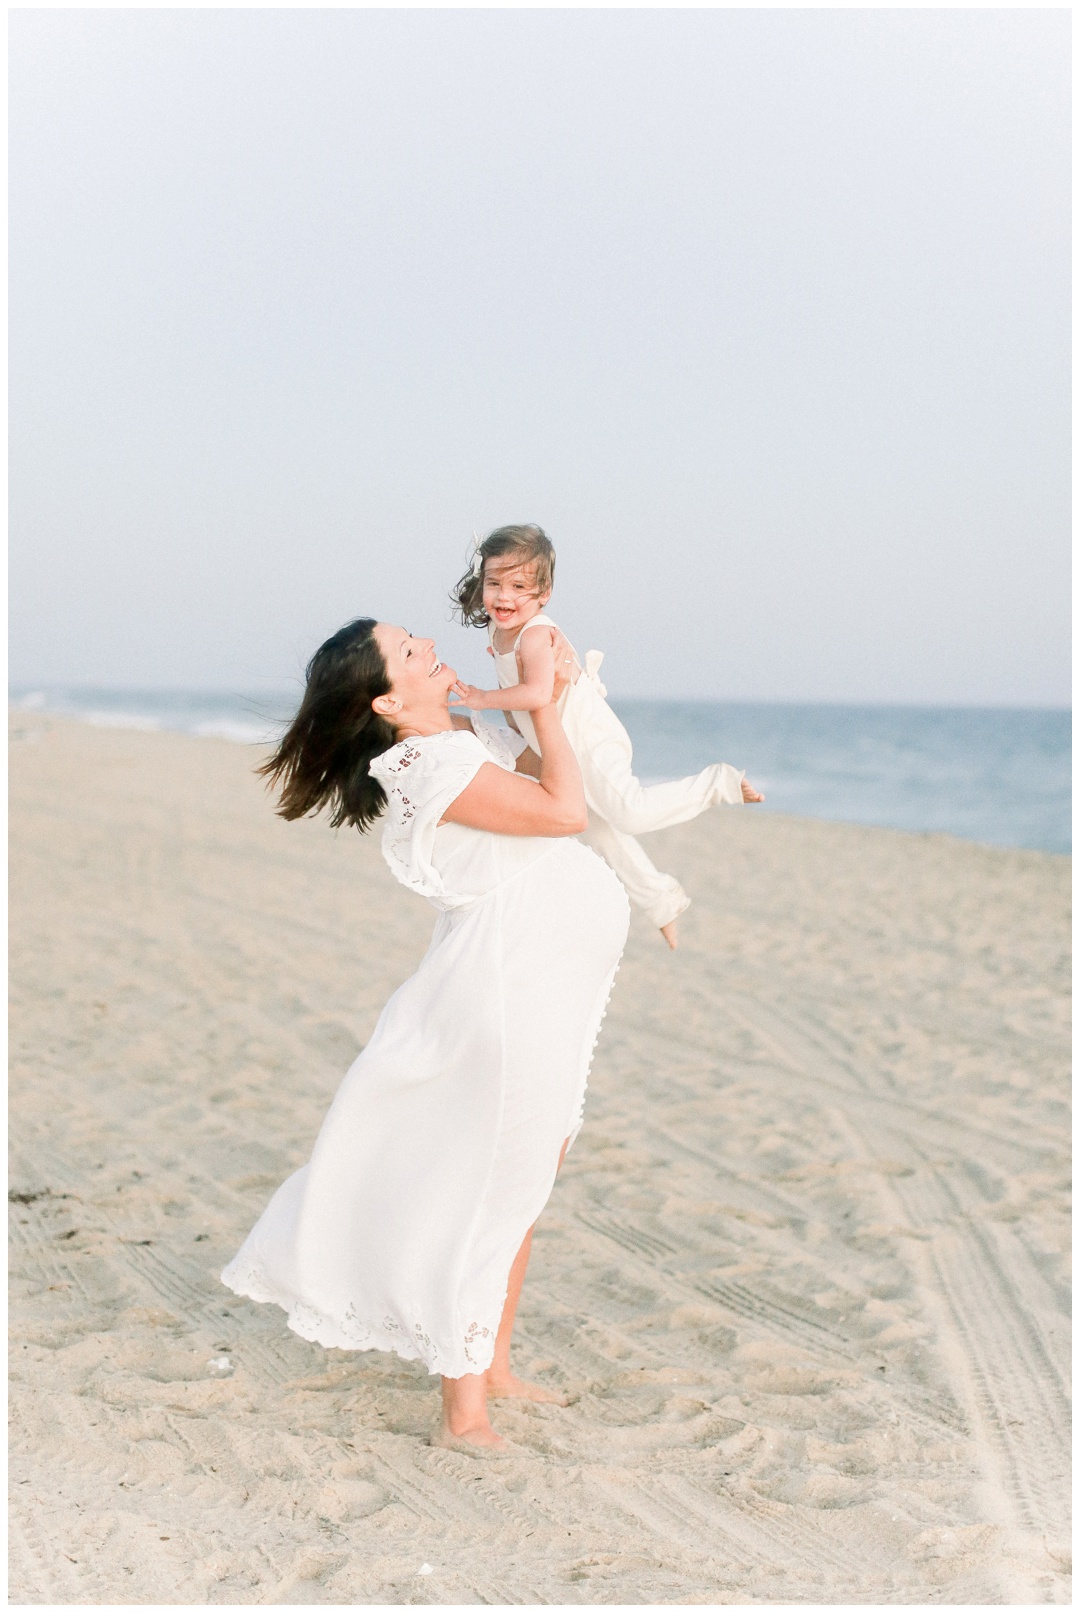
top-left (482, 559), bottom-right (549, 635)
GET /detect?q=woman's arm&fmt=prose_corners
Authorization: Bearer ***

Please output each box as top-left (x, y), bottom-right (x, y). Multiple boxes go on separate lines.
top-left (441, 702), bottom-right (586, 836)
top-left (454, 628), bottom-right (556, 713)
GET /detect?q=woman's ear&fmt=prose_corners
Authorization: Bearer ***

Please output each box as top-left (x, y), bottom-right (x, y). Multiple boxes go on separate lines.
top-left (372, 694), bottom-right (401, 718)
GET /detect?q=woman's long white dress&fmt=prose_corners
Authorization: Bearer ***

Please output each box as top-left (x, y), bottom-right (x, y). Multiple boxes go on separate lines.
top-left (221, 718), bottom-right (629, 1379)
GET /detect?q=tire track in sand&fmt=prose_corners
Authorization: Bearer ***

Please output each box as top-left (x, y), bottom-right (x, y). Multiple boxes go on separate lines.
top-left (728, 992), bottom-right (1070, 1550)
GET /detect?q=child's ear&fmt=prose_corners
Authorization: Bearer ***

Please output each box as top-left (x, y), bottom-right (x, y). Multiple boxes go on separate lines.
top-left (537, 590), bottom-right (552, 608)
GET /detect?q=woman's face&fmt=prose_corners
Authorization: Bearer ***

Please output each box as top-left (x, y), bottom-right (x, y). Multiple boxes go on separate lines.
top-left (372, 624), bottom-right (458, 718)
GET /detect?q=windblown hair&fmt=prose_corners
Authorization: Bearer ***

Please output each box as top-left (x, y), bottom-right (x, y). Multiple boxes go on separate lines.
top-left (451, 524), bottom-right (556, 629)
top-left (258, 618), bottom-right (396, 833)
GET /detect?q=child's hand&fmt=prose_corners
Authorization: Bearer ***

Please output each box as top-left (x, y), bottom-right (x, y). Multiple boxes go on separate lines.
top-left (741, 778), bottom-right (764, 803)
top-left (453, 682), bottom-right (492, 711)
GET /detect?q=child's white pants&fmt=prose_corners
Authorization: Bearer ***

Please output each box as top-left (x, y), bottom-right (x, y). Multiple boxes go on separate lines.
top-left (560, 654), bottom-right (745, 928)
top-left (579, 745), bottom-right (745, 838)
top-left (579, 815), bottom-right (690, 929)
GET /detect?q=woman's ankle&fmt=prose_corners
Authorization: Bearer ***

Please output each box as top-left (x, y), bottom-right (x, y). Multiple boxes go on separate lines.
top-left (443, 1406), bottom-right (492, 1437)
top-left (441, 1372), bottom-right (491, 1435)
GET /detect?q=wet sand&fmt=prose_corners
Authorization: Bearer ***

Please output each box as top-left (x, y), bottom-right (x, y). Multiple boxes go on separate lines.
top-left (9, 715), bottom-right (1071, 1604)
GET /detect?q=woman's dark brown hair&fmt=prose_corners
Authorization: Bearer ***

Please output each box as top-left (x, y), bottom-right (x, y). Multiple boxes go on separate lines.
top-left (258, 618), bottom-right (396, 832)
top-left (451, 524), bottom-right (556, 628)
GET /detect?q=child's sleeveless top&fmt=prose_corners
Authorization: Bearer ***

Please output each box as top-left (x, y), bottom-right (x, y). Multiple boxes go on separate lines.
top-left (487, 613), bottom-right (607, 756)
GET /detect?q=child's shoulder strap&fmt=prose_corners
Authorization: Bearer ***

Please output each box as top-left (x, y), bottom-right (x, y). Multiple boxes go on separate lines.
top-left (514, 613), bottom-right (558, 647)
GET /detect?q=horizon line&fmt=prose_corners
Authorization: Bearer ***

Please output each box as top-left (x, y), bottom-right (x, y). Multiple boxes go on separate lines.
top-left (8, 683), bottom-right (1072, 715)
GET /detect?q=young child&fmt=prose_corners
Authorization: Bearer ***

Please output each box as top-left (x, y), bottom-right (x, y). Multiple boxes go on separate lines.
top-left (451, 524), bottom-right (762, 948)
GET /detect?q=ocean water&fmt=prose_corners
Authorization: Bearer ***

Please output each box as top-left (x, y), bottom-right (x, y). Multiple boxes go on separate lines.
top-left (612, 700), bottom-right (1071, 857)
top-left (10, 687), bottom-right (1071, 855)
top-left (10, 686), bottom-right (291, 747)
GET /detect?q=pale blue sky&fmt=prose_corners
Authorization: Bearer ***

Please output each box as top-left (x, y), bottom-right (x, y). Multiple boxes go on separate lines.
top-left (9, 8), bottom-right (1070, 704)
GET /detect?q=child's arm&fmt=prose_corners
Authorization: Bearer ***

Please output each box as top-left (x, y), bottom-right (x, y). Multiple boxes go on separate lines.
top-left (455, 627), bottom-right (556, 713)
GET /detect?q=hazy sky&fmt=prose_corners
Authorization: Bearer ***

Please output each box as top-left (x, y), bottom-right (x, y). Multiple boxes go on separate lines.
top-left (10, 8), bottom-right (1070, 704)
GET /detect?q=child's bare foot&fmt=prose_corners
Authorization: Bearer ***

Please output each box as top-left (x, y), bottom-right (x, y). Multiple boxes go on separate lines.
top-left (660, 920), bottom-right (679, 950)
top-left (485, 1371), bottom-right (570, 1405)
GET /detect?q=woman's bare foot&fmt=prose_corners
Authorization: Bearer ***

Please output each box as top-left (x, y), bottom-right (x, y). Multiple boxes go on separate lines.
top-left (485, 1371), bottom-right (570, 1405)
top-left (440, 1372), bottom-right (504, 1447)
top-left (436, 1420), bottom-right (506, 1450)
top-left (660, 920), bottom-right (679, 950)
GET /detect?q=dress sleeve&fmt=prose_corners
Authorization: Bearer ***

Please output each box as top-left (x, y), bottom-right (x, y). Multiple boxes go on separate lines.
top-left (468, 713), bottom-right (527, 765)
top-left (369, 732), bottom-right (491, 907)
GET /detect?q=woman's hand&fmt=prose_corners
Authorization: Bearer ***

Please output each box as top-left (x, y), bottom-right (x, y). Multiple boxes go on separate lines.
top-left (550, 629), bottom-right (576, 702)
top-left (741, 778), bottom-right (764, 803)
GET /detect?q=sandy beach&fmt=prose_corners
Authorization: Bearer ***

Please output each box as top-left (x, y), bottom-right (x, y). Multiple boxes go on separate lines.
top-left (9, 714), bottom-right (1070, 1605)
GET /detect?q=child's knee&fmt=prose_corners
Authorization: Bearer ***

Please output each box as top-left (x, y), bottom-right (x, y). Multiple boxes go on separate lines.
top-left (589, 790), bottom-right (650, 835)
top-left (596, 806), bottom-right (646, 836)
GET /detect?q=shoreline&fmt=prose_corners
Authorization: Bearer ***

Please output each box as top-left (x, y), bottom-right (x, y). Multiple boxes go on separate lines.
top-left (9, 705), bottom-right (1071, 861)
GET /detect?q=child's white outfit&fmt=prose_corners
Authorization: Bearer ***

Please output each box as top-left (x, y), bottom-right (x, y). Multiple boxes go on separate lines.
top-left (488, 614), bottom-right (746, 928)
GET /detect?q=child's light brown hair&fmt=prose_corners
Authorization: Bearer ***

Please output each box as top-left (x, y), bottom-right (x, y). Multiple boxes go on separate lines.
top-left (451, 524), bottom-right (556, 629)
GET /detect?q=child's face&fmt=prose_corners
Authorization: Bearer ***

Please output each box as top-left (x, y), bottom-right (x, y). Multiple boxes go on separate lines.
top-left (482, 555), bottom-right (550, 632)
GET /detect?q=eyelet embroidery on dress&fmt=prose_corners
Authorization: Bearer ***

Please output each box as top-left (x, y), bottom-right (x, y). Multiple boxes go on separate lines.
top-left (380, 742), bottom-right (423, 773)
top-left (288, 1300), bottom-right (324, 1337)
top-left (340, 1301), bottom-right (373, 1346)
top-left (221, 1252), bottom-right (485, 1373)
top-left (462, 1321), bottom-right (494, 1367)
top-left (370, 732), bottom-right (497, 909)
top-left (391, 788), bottom-right (416, 823)
top-left (379, 741), bottom-right (424, 823)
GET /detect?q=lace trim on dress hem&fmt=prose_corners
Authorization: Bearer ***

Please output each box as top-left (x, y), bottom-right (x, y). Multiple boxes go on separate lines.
top-left (218, 1259), bottom-right (497, 1377)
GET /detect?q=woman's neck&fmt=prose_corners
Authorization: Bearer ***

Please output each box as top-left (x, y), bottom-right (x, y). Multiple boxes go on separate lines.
top-left (394, 705), bottom-right (454, 741)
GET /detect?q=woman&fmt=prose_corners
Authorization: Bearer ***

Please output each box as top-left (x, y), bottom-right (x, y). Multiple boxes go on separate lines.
top-left (222, 618), bottom-right (630, 1447)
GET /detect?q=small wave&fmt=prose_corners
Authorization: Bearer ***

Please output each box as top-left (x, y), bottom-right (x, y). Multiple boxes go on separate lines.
top-left (8, 689), bottom-right (293, 748)
top-left (77, 709), bottom-right (166, 732)
top-left (190, 719), bottom-right (282, 745)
